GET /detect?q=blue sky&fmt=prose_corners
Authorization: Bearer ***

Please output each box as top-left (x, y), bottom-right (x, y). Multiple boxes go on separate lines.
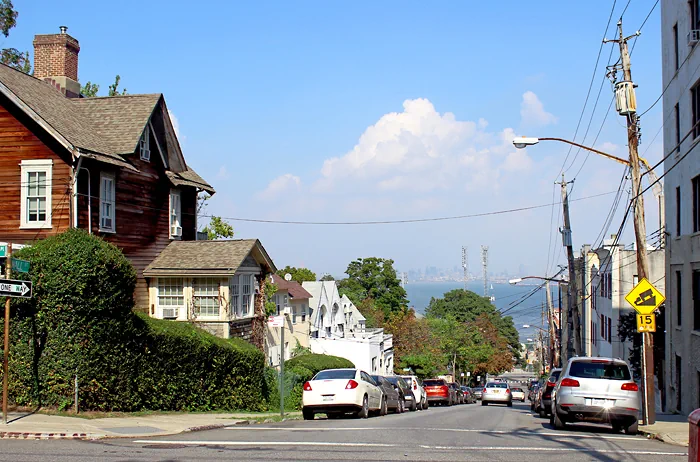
top-left (10, 0), bottom-right (664, 278)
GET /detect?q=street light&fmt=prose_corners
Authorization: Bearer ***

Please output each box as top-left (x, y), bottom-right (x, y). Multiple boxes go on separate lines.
top-left (512, 136), bottom-right (630, 166)
top-left (522, 324), bottom-right (548, 333)
top-left (509, 276), bottom-right (567, 285)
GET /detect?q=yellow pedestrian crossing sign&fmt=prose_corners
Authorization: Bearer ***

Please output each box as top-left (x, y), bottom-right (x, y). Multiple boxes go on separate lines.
top-left (625, 278), bottom-right (664, 315)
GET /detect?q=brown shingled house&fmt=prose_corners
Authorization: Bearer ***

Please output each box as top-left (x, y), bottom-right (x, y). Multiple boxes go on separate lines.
top-left (0, 27), bottom-right (214, 310)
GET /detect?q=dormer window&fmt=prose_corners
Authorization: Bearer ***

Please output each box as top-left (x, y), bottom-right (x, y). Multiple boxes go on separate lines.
top-left (169, 189), bottom-right (181, 239)
top-left (140, 124), bottom-right (151, 161)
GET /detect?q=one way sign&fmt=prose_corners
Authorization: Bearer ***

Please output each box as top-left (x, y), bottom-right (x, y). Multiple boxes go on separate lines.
top-left (0, 278), bottom-right (32, 298)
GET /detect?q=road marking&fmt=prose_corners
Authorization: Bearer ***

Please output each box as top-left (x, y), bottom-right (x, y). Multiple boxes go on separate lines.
top-left (226, 426), bottom-right (638, 440)
top-left (419, 445), bottom-right (686, 456)
top-left (134, 440), bottom-right (397, 448)
top-left (133, 440), bottom-right (686, 456)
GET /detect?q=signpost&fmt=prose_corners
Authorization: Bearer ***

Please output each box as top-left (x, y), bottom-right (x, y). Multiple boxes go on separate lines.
top-left (268, 313), bottom-right (287, 418)
top-left (624, 277), bottom-right (664, 430)
top-left (10, 259), bottom-right (29, 274)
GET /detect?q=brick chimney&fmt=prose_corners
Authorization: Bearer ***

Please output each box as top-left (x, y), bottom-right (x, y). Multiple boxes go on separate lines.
top-left (32, 26), bottom-right (81, 98)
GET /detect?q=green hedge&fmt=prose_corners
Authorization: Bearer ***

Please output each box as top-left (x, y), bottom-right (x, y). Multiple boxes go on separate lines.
top-left (3, 229), bottom-right (265, 412)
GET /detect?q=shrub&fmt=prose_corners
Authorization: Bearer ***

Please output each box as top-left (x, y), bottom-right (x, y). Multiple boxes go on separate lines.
top-left (3, 229), bottom-right (264, 411)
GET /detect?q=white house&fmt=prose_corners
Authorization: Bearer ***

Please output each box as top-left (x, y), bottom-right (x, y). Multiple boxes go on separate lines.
top-left (265, 274), bottom-right (313, 368)
top-left (302, 281), bottom-right (394, 375)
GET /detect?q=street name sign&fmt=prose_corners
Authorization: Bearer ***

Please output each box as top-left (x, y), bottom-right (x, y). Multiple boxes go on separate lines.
top-left (267, 315), bottom-right (284, 327)
top-left (0, 245), bottom-right (5, 257)
top-left (636, 314), bottom-right (656, 333)
top-left (11, 258), bottom-right (29, 273)
top-left (0, 279), bottom-right (32, 298)
top-left (625, 278), bottom-right (665, 315)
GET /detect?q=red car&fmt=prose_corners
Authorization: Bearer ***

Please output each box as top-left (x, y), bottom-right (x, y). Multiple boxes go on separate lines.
top-left (423, 378), bottom-right (456, 406)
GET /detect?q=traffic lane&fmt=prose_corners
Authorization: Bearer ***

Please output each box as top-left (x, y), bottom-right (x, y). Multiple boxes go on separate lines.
top-left (132, 401), bottom-right (687, 459)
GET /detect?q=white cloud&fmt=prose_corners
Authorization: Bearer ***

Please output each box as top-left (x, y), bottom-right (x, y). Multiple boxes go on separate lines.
top-left (258, 173), bottom-right (301, 200)
top-left (520, 91), bottom-right (557, 126)
top-left (217, 166), bottom-right (230, 180)
top-left (168, 109), bottom-right (183, 141)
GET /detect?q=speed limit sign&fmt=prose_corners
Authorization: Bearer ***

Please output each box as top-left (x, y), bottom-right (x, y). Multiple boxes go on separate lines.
top-left (636, 313), bottom-right (656, 333)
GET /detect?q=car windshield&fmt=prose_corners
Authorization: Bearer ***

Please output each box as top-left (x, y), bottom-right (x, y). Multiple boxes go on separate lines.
top-left (548, 370), bottom-right (562, 382)
top-left (486, 382), bottom-right (508, 388)
top-left (386, 377), bottom-right (402, 386)
top-left (370, 375), bottom-right (383, 384)
top-left (314, 369), bottom-right (356, 380)
top-left (569, 361), bottom-right (631, 380)
top-left (422, 379), bottom-right (445, 386)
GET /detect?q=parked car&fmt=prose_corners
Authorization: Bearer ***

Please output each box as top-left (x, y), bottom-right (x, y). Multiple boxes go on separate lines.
top-left (371, 375), bottom-right (403, 414)
top-left (302, 368), bottom-right (383, 420)
top-left (535, 368), bottom-right (562, 418)
top-left (386, 376), bottom-right (413, 413)
top-left (461, 386), bottom-right (476, 404)
top-left (400, 375), bottom-right (428, 410)
top-left (551, 357), bottom-right (639, 434)
top-left (449, 383), bottom-right (464, 404)
top-left (511, 387), bottom-right (526, 402)
top-left (472, 387), bottom-right (484, 400)
top-left (423, 378), bottom-right (456, 406)
top-left (481, 381), bottom-right (512, 407)
top-left (528, 384), bottom-right (541, 410)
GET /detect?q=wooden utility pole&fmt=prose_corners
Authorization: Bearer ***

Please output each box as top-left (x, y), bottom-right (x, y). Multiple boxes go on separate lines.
top-left (3, 243), bottom-right (11, 425)
top-left (559, 174), bottom-right (582, 359)
top-left (606, 20), bottom-right (655, 425)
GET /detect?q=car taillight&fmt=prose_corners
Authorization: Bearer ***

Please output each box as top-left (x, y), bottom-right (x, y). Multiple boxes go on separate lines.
top-left (621, 382), bottom-right (639, 391)
top-left (482, 389), bottom-right (487, 394)
top-left (346, 380), bottom-right (359, 389)
top-left (414, 384), bottom-right (418, 390)
top-left (560, 378), bottom-right (580, 387)
top-left (303, 381), bottom-right (312, 391)
top-left (505, 389), bottom-right (511, 394)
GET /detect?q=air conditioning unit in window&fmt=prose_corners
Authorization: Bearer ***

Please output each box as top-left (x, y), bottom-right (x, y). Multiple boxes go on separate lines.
top-left (689, 29), bottom-right (700, 46)
top-left (171, 224), bottom-right (182, 237)
top-left (162, 308), bottom-right (178, 319)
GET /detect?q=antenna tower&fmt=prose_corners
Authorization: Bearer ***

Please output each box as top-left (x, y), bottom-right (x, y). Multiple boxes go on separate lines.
top-left (481, 245), bottom-right (489, 297)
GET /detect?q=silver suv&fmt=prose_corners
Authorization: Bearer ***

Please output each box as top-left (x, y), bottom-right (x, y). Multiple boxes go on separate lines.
top-left (551, 357), bottom-right (639, 434)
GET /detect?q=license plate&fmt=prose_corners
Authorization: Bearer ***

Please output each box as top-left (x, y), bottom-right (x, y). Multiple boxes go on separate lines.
top-left (586, 398), bottom-right (613, 406)
top-left (493, 390), bottom-right (499, 394)
top-left (323, 396), bottom-right (334, 402)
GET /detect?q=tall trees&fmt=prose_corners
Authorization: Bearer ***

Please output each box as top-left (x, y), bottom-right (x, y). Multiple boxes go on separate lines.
top-left (276, 266), bottom-right (316, 284)
top-left (338, 257), bottom-right (407, 316)
top-left (0, 1), bottom-right (30, 73)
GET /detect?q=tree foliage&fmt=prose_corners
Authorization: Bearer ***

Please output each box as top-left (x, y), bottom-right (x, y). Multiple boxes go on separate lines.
top-left (277, 266), bottom-right (316, 284)
top-left (203, 216), bottom-right (235, 240)
top-left (338, 257), bottom-right (407, 316)
top-left (0, 1), bottom-right (30, 73)
top-left (80, 75), bottom-right (127, 98)
top-left (320, 274), bottom-right (335, 281)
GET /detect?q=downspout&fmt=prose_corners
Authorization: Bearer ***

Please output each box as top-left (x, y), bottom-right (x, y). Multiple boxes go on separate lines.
top-left (72, 156), bottom-right (83, 229)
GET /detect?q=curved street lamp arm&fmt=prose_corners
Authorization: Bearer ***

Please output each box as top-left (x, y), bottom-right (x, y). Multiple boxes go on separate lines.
top-left (538, 138), bottom-right (630, 167)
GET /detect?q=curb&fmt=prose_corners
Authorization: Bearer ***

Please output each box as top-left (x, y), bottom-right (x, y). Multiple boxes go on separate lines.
top-left (0, 431), bottom-right (98, 440)
top-left (638, 429), bottom-right (689, 448)
top-left (183, 424), bottom-right (226, 433)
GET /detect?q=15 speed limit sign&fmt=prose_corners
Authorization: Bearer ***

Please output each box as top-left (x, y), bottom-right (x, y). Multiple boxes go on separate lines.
top-left (636, 313), bottom-right (656, 333)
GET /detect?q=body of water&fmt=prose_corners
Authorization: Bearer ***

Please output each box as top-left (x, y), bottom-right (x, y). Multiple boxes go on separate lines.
top-left (405, 280), bottom-right (552, 342)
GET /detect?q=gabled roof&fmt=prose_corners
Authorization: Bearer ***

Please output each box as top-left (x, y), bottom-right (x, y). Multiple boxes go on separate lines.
top-left (143, 239), bottom-right (276, 277)
top-left (0, 63), bottom-right (213, 191)
top-left (73, 94), bottom-right (161, 155)
top-left (166, 168), bottom-right (215, 195)
top-left (270, 274), bottom-right (313, 300)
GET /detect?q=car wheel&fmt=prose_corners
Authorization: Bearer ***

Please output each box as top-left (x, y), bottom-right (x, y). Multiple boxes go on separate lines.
top-left (553, 408), bottom-right (566, 430)
top-left (357, 395), bottom-right (369, 419)
top-left (422, 399), bottom-right (429, 410)
top-left (482, 400), bottom-right (488, 406)
top-left (380, 396), bottom-right (388, 416)
top-left (624, 420), bottom-right (638, 435)
top-left (302, 409), bottom-right (314, 420)
top-left (397, 398), bottom-right (404, 414)
top-left (409, 398), bottom-right (417, 412)
top-left (539, 408), bottom-right (547, 419)
top-left (611, 421), bottom-right (622, 433)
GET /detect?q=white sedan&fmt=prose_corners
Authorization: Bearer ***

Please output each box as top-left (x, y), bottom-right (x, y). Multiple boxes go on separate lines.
top-left (302, 368), bottom-right (384, 419)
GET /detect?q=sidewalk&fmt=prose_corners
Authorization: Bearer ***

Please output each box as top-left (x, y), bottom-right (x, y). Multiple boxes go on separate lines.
top-left (0, 411), bottom-right (299, 440)
top-left (639, 413), bottom-right (689, 447)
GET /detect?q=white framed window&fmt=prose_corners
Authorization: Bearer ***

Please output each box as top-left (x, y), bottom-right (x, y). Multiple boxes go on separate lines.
top-left (193, 278), bottom-right (219, 317)
top-left (157, 278), bottom-right (184, 319)
top-left (169, 190), bottom-right (181, 238)
top-left (99, 172), bottom-right (115, 232)
top-left (20, 160), bottom-right (52, 229)
top-left (140, 124), bottom-right (151, 161)
top-left (241, 274), bottom-right (252, 316)
top-left (230, 275), bottom-right (240, 316)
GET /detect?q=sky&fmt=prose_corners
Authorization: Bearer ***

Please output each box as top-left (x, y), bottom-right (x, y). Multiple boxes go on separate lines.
top-left (9, 0), bottom-right (665, 278)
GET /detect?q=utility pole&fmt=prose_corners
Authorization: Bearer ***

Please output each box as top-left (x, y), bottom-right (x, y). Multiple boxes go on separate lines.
top-left (545, 281), bottom-right (558, 368)
top-left (558, 174), bottom-right (582, 359)
top-left (540, 303), bottom-right (546, 375)
top-left (605, 20), bottom-right (655, 425)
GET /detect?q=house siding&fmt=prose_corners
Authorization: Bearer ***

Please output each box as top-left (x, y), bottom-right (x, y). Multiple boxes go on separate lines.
top-left (0, 103), bottom-right (72, 242)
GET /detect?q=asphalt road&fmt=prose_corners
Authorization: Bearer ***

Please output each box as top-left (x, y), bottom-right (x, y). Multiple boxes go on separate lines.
top-left (0, 401), bottom-right (688, 461)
